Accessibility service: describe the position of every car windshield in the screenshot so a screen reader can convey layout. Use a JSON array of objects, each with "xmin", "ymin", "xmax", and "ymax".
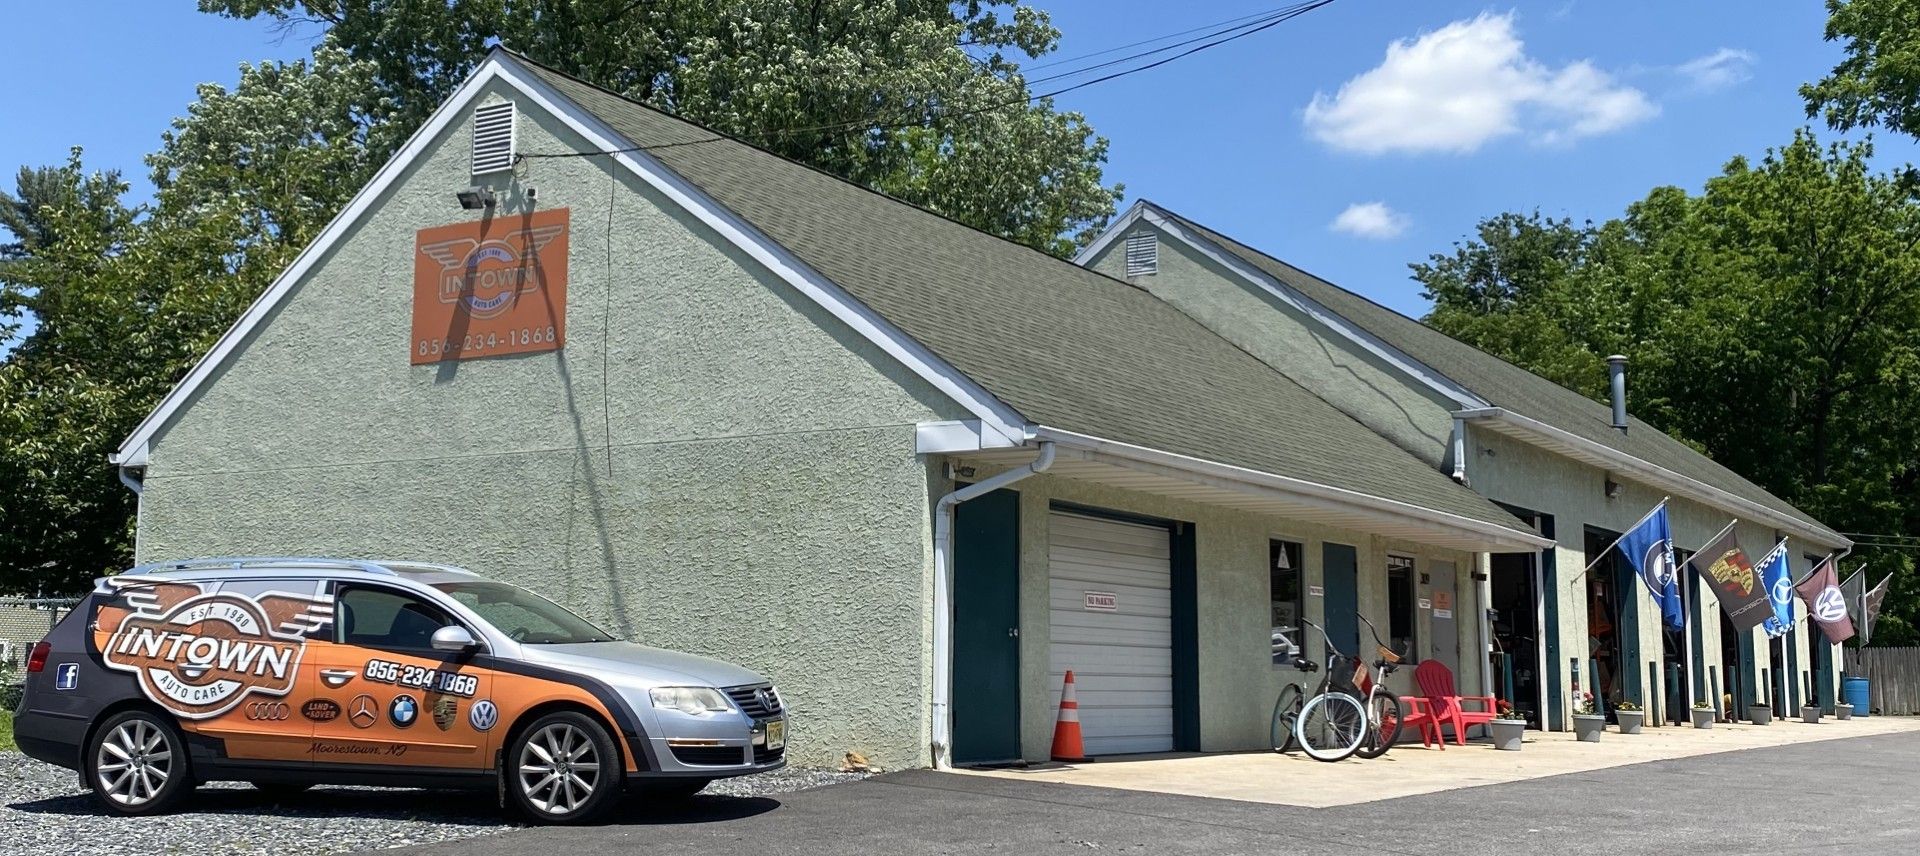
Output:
[{"xmin": 432, "ymin": 581, "xmax": 616, "ymax": 644}]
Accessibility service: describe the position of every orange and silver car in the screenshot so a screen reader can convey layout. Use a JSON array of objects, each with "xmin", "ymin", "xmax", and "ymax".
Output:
[{"xmin": 12, "ymin": 558, "xmax": 787, "ymax": 823}]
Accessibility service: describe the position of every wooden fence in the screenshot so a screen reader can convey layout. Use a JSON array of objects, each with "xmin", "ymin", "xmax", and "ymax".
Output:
[{"xmin": 1846, "ymin": 647, "xmax": 1920, "ymax": 715}]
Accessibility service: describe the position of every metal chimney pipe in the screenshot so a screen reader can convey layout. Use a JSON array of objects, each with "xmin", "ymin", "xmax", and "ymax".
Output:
[{"xmin": 1607, "ymin": 355, "xmax": 1628, "ymax": 433}]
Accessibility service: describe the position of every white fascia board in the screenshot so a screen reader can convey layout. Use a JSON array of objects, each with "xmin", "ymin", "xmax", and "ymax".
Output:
[
  {"xmin": 112, "ymin": 52, "xmax": 1031, "ymax": 464},
  {"xmin": 1033, "ymin": 426, "xmax": 1554, "ymax": 552},
  {"xmin": 1079, "ymin": 203, "xmax": 1489, "ymax": 412},
  {"xmin": 915, "ymin": 420, "xmax": 1023, "ymax": 454},
  {"xmin": 1455, "ymin": 407, "xmax": 1851, "ymax": 550}
]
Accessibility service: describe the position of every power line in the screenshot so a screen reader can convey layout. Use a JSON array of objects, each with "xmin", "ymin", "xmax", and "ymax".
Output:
[
  {"xmin": 1022, "ymin": 3, "xmax": 1316, "ymax": 72},
  {"xmin": 1022, "ymin": 3, "xmax": 1323, "ymax": 88},
  {"xmin": 518, "ymin": 0, "xmax": 1337, "ymax": 162}
]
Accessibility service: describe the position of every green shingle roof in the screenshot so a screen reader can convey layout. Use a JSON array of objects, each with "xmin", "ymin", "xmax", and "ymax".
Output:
[
  {"xmin": 514, "ymin": 56, "xmax": 1535, "ymax": 538},
  {"xmin": 1154, "ymin": 205, "xmax": 1839, "ymax": 542}
]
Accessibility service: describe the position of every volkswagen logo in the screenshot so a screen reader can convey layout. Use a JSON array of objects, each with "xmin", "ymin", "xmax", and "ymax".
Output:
[
  {"xmin": 1815, "ymin": 586, "xmax": 1849, "ymax": 623},
  {"xmin": 754, "ymin": 688, "xmax": 775, "ymax": 711},
  {"xmin": 469, "ymin": 699, "xmax": 499, "ymax": 732}
]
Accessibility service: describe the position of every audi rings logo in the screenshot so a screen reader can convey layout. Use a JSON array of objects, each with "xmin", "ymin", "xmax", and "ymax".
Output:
[{"xmin": 245, "ymin": 701, "xmax": 292, "ymax": 721}]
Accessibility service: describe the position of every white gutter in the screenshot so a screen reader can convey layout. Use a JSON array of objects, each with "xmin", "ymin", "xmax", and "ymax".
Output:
[
  {"xmin": 1032, "ymin": 427, "xmax": 1552, "ymax": 551},
  {"xmin": 117, "ymin": 466, "xmax": 144, "ymax": 495},
  {"xmin": 930, "ymin": 442, "xmax": 1054, "ymax": 769},
  {"xmin": 1455, "ymin": 407, "xmax": 1851, "ymax": 549}
]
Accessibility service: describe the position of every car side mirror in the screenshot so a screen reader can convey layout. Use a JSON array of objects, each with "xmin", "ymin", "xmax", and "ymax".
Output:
[{"xmin": 431, "ymin": 625, "xmax": 479, "ymax": 652}]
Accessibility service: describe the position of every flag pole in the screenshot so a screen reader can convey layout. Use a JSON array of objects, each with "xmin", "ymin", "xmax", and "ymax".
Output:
[{"xmin": 1571, "ymin": 497, "xmax": 1673, "ymax": 583}]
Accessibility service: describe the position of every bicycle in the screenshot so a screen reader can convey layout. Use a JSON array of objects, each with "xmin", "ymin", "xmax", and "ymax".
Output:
[
  {"xmin": 1352, "ymin": 614, "xmax": 1407, "ymax": 759},
  {"xmin": 1270, "ymin": 619, "xmax": 1368, "ymax": 762},
  {"xmin": 1269, "ymin": 626, "xmax": 1314, "ymax": 754}
]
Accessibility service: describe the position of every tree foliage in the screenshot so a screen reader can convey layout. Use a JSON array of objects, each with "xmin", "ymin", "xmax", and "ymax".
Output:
[
  {"xmin": 1415, "ymin": 130, "xmax": 1920, "ymax": 645},
  {"xmin": 1803, "ymin": 0, "xmax": 1920, "ymax": 138},
  {"xmin": 200, "ymin": 0, "xmax": 1121, "ymax": 255}
]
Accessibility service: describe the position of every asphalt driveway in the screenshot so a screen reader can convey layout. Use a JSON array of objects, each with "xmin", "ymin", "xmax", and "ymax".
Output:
[{"xmin": 397, "ymin": 727, "xmax": 1920, "ymax": 856}]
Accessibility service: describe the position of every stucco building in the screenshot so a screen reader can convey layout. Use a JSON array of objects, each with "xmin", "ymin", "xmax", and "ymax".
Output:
[
  {"xmin": 106, "ymin": 49, "xmax": 1839, "ymax": 773},
  {"xmin": 1078, "ymin": 201, "xmax": 1853, "ymax": 731}
]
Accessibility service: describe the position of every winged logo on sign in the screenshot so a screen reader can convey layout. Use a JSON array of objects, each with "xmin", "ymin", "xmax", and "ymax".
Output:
[
  {"xmin": 94, "ymin": 578, "xmax": 331, "ymax": 720},
  {"xmin": 417, "ymin": 225, "xmax": 566, "ymax": 320}
]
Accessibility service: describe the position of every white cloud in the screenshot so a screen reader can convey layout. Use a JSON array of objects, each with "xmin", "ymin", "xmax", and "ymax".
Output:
[
  {"xmin": 1675, "ymin": 48, "xmax": 1755, "ymax": 93},
  {"xmin": 1329, "ymin": 202, "xmax": 1408, "ymax": 239},
  {"xmin": 1303, "ymin": 12, "xmax": 1657, "ymax": 155}
]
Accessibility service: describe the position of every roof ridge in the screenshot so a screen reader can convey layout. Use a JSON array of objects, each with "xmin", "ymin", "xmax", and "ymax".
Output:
[{"xmin": 495, "ymin": 48, "xmax": 1158, "ymax": 297}]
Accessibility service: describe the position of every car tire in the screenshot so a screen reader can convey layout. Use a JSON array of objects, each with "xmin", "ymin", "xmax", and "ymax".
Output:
[
  {"xmin": 86, "ymin": 709, "xmax": 193, "ymax": 816},
  {"xmin": 506, "ymin": 711, "xmax": 621, "ymax": 824}
]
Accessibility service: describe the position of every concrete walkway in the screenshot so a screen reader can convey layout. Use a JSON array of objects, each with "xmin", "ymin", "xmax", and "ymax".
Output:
[{"xmin": 962, "ymin": 714, "xmax": 1920, "ymax": 807}]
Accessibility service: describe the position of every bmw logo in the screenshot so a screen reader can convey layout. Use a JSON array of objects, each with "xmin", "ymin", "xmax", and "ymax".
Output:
[
  {"xmin": 470, "ymin": 699, "xmax": 499, "ymax": 732},
  {"xmin": 390, "ymin": 694, "xmax": 418, "ymax": 728}
]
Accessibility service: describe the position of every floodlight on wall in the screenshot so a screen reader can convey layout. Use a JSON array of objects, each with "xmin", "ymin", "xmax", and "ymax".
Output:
[
  {"xmin": 1605, "ymin": 476, "xmax": 1624, "ymax": 499},
  {"xmin": 456, "ymin": 186, "xmax": 497, "ymax": 210}
]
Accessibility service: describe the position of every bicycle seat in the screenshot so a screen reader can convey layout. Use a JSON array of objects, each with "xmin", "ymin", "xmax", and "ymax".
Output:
[{"xmin": 1291, "ymin": 656, "xmax": 1318, "ymax": 673}]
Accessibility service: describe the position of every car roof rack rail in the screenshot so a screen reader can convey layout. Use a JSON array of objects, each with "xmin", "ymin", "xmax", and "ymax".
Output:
[
  {"xmin": 365, "ymin": 560, "xmax": 481, "ymax": 577},
  {"xmin": 125, "ymin": 557, "xmax": 400, "ymax": 577}
]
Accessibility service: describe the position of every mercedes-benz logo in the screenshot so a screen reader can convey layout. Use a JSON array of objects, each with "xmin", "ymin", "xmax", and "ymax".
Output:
[{"xmin": 348, "ymin": 694, "xmax": 378, "ymax": 729}]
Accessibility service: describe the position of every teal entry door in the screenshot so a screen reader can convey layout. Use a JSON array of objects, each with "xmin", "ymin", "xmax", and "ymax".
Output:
[
  {"xmin": 1322, "ymin": 544, "xmax": 1360, "ymax": 659},
  {"xmin": 952, "ymin": 489, "xmax": 1022, "ymax": 764}
]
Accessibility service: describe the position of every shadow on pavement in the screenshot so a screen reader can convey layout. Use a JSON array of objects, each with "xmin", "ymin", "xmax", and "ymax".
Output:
[{"xmin": 8, "ymin": 786, "xmax": 780, "ymax": 825}]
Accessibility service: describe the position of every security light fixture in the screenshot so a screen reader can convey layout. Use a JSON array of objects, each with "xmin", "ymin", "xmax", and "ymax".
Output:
[
  {"xmin": 456, "ymin": 186, "xmax": 497, "ymax": 210},
  {"xmin": 1605, "ymin": 477, "xmax": 1624, "ymax": 499}
]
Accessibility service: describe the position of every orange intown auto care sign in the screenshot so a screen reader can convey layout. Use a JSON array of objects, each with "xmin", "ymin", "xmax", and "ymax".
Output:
[{"xmin": 410, "ymin": 208, "xmax": 569, "ymax": 364}]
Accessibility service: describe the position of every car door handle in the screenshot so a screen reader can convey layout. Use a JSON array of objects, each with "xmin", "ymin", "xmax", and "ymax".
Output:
[{"xmin": 319, "ymin": 668, "xmax": 357, "ymax": 687}]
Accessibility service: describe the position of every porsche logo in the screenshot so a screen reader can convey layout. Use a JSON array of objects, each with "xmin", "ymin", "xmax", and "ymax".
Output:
[
  {"xmin": 432, "ymin": 695, "xmax": 459, "ymax": 731},
  {"xmin": 1707, "ymin": 550, "xmax": 1754, "ymax": 595}
]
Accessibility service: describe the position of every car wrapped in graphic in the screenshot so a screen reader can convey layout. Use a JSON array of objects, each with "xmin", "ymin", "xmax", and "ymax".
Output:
[{"xmin": 11, "ymin": 558, "xmax": 787, "ymax": 823}]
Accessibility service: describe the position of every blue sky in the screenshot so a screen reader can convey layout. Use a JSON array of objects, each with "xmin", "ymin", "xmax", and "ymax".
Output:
[{"xmin": 4, "ymin": 1, "xmax": 1913, "ymax": 349}]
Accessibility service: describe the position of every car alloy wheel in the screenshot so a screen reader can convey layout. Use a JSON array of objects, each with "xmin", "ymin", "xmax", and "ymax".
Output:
[
  {"xmin": 510, "ymin": 712, "xmax": 617, "ymax": 822},
  {"xmin": 88, "ymin": 710, "xmax": 191, "ymax": 814}
]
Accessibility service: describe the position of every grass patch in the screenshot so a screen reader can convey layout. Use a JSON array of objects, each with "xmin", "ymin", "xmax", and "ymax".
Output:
[{"xmin": 0, "ymin": 709, "xmax": 14, "ymax": 752}]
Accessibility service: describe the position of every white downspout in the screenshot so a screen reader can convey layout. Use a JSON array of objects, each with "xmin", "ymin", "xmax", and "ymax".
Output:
[
  {"xmin": 930, "ymin": 441, "xmax": 1054, "ymax": 769},
  {"xmin": 117, "ymin": 465, "xmax": 144, "ymax": 495}
]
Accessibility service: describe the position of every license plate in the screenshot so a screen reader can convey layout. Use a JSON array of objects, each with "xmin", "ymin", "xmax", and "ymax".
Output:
[{"xmin": 763, "ymin": 718, "xmax": 786, "ymax": 751}]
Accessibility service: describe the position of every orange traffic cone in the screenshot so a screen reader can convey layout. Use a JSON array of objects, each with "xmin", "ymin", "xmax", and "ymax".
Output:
[{"xmin": 1051, "ymin": 670, "xmax": 1091, "ymax": 762}]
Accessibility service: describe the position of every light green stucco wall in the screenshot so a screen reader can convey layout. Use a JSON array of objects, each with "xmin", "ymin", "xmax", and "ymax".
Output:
[
  {"xmin": 134, "ymin": 81, "xmax": 966, "ymax": 769},
  {"xmin": 1085, "ymin": 226, "xmax": 1458, "ymax": 469},
  {"xmin": 1469, "ymin": 430, "xmax": 1839, "ymax": 726},
  {"xmin": 943, "ymin": 465, "xmax": 1482, "ymax": 761}
]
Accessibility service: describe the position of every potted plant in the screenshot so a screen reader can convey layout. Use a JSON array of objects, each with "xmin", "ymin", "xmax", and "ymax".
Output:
[
  {"xmin": 1490, "ymin": 699, "xmax": 1526, "ymax": 751},
  {"xmin": 1571, "ymin": 690, "xmax": 1605, "ymax": 742},
  {"xmin": 1749, "ymin": 696, "xmax": 1774, "ymax": 725},
  {"xmin": 1614, "ymin": 700, "xmax": 1645, "ymax": 734},
  {"xmin": 1691, "ymin": 700, "xmax": 1715, "ymax": 729},
  {"xmin": 1801, "ymin": 702, "xmax": 1822, "ymax": 724},
  {"xmin": 1836, "ymin": 700, "xmax": 1854, "ymax": 720}
]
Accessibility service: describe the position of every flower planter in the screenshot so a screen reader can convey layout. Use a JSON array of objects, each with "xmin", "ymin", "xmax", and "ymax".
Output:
[
  {"xmin": 1749, "ymin": 705, "xmax": 1774, "ymax": 725},
  {"xmin": 1615, "ymin": 710, "xmax": 1644, "ymax": 734},
  {"xmin": 1490, "ymin": 719, "xmax": 1526, "ymax": 751},
  {"xmin": 1801, "ymin": 705, "xmax": 1822, "ymax": 724},
  {"xmin": 1690, "ymin": 707, "xmax": 1715, "ymax": 729},
  {"xmin": 1836, "ymin": 703, "xmax": 1854, "ymax": 721},
  {"xmin": 1573, "ymin": 714, "xmax": 1606, "ymax": 742}
]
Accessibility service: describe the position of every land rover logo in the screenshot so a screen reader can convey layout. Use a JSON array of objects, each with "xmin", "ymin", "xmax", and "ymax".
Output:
[
  {"xmin": 98, "ymin": 586, "xmax": 331, "ymax": 720},
  {"xmin": 302, "ymin": 699, "xmax": 342, "ymax": 722}
]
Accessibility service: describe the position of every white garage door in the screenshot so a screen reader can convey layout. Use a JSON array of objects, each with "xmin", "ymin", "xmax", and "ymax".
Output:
[{"xmin": 1048, "ymin": 511, "xmax": 1173, "ymax": 755}]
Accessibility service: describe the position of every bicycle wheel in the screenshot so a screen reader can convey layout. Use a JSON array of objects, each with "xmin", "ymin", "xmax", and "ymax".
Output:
[
  {"xmin": 1270, "ymin": 683, "xmax": 1303, "ymax": 753},
  {"xmin": 1355, "ymin": 690, "xmax": 1403, "ymax": 759},
  {"xmin": 1294, "ymin": 691, "xmax": 1366, "ymax": 762}
]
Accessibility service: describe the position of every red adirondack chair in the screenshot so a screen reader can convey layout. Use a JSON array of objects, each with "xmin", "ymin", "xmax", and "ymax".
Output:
[
  {"xmin": 1357, "ymin": 660, "xmax": 1443, "ymax": 749},
  {"xmin": 1413, "ymin": 660, "xmax": 1498, "ymax": 746}
]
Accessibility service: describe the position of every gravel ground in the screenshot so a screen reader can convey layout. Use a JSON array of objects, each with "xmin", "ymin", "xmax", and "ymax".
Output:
[{"xmin": 0, "ymin": 752, "xmax": 865, "ymax": 856}]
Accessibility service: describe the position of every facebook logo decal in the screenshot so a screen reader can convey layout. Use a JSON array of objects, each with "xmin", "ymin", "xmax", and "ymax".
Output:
[{"xmin": 54, "ymin": 663, "xmax": 79, "ymax": 691}]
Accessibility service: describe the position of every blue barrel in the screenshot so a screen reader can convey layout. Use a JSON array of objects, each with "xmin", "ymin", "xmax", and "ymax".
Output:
[{"xmin": 1844, "ymin": 676, "xmax": 1870, "ymax": 717}]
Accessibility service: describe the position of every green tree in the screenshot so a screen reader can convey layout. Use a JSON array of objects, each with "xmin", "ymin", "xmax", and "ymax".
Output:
[
  {"xmin": 199, "ymin": 0, "xmax": 1121, "ymax": 254},
  {"xmin": 1803, "ymin": 0, "xmax": 1920, "ymax": 137},
  {"xmin": 1415, "ymin": 130, "xmax": 1920, "ymax": 645}
]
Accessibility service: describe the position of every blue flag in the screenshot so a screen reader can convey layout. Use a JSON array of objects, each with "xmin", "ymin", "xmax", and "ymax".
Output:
[
  {"xmin": 1757, "ymin": 542, "xmax": 1794, "ymax": 638},
  {"xmin": 1618, "ymin": 503, "xmax": 1684, "ymax": 630}
]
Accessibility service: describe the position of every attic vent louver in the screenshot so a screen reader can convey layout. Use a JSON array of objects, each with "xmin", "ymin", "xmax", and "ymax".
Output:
[
  {"xmin": 471, "ymin": 101, "xmax": 517, "ymax": 176},
  {"xmin": 1124, "ymin": 232, "xmax": 1158, "ymax": 276}
]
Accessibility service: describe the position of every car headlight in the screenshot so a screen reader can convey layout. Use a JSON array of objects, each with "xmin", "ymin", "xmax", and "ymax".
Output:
[{"xmin": 649, "ymin": 686, "xmax": 733, "ymax": 716}]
